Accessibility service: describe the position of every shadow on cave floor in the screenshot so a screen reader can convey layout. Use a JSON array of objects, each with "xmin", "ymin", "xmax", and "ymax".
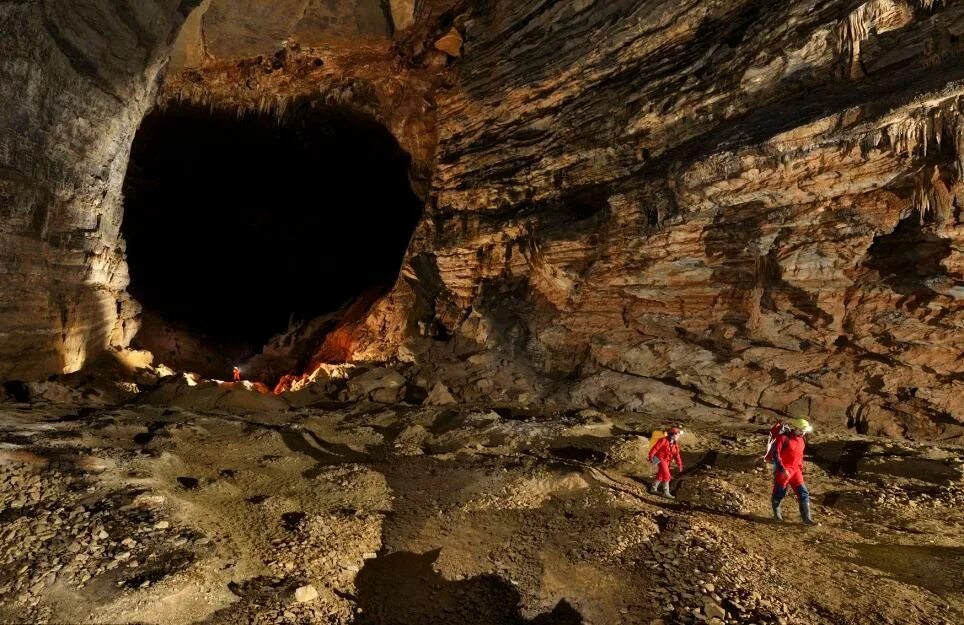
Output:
[
  {"xmin": 843, "ymin": 543, "xmax": 964, "ymax": 606},
  {"xmin": 808, "ymin": 441, "xmax": 963, "ymax": 485},
  {"xmin": 278, "ymin": 426, "xmax": 369, "ymax": 478},
  {"xmin": 352, "ymin": 549, "xmax": 582, "ymax": 625}
]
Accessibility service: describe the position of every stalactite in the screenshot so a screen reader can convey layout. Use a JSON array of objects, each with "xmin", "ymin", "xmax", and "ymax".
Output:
[
  {"xmin": 914, "ymin": 164, "xmax": 955, "ymax": 224},
  {"xmin": 867, "ymin": 96, "xmax": 964, "ymax": 170},
  {"xmin": 837, "ymin": 1, "xmax": 919, "ymax": 78},
  {"xmin": 861, "ymin": 96, "xmax": 963, "ymax": 224}
]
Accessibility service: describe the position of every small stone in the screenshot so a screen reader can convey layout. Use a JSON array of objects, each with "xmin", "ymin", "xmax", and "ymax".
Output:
[
  {"xmin": 294, "ymin": 584, "xmax": 318, "ymax": 603},
  {"xmin": 154, "ymin": 521, "xmax": 170, "ymax": 530},
  {"xmin": 703, "ymin": 599, "xmax": 726, "ymax": 621}
]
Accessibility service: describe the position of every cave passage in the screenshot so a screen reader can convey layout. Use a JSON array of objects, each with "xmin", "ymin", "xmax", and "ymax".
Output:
[{"xmin": 121, "ymin": 100, "xmax": 421, "ymax": 360}]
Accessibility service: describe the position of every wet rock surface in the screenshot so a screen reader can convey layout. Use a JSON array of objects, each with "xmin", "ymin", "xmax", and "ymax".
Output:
[{"xmin": 0, "ymin": 399, "xmax": 961, "ymax": 624}]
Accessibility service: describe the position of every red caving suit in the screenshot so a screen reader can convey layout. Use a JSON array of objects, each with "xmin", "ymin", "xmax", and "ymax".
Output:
[
  {"xmin": 767, "ymin": 433, "xmax": 806, "ymax": 494},
  {"xmin": 648, "ymin": 436, "xmax": 683, "ymax": 482}
]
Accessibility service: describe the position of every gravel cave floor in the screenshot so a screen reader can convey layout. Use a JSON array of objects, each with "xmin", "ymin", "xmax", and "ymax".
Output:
[{"xmin": 0, "ymin": 400, "xmax": 961, "ymax": 625}]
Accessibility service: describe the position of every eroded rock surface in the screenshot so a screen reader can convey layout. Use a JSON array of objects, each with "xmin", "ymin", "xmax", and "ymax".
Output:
[
  {"xmin": 171, "ymin": 0, "xmax": 395, "ymax": 67},
  {"xmin": 0, "ymin": 1, "xmax": 194, "ymax": 379},
  {"xmin": 361, "ymin": 0, "xmax": 964, "ymax": 438}
]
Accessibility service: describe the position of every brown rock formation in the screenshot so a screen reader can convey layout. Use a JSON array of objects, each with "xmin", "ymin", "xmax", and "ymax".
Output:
[
  {"xmin": 375, "ymin": 0, "xmax": 964, "ymax": 438},
  {"xmin": 2, "ymin": 0, "xmax": 963, "ymax": 438}
]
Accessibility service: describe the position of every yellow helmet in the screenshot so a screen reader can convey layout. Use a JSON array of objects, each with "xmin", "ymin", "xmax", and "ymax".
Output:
[{"xmin": 788, "ymin": 418, "xmax": 812, "ymax": 434}]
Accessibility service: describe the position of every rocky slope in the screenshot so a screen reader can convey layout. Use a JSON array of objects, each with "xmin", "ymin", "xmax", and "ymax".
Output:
[{"xmin": 1, "ymin": 1, "xmax": 963, "ymax": 439}]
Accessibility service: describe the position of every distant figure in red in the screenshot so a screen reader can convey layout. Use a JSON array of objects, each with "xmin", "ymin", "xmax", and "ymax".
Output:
[
  {"xmin": 648, "ymin": 426, "xmax": 683, "ymax": 499},
  {"xmin": 765, "ymin": 418, "xmax": 814, "ymax": 524},
  {"xmin": 232, "ymin": 366, "xmax": 241, "ymax": 382}
]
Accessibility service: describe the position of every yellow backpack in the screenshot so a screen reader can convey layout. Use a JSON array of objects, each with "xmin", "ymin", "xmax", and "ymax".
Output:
[{"xmin": 648, "ymin": 430, "xmax": 665, "ymax": 451}]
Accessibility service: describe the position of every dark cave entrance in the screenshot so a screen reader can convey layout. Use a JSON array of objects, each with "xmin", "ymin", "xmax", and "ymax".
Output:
[{"xmin": 121, "ymin": 100, "xmax": 422, "ymax": 376}]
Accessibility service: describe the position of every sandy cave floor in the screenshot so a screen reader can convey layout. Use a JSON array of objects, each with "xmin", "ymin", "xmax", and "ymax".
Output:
[{"xmin": 0, "ymin": 400, "xmax": 962, "ymax": 625}]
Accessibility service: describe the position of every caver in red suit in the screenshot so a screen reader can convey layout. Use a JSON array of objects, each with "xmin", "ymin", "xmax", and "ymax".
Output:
[
  {"xmin": 648, "ymin": 428, "xmax": 683, "ymax": 498},
  {"xmin": 767, "ymin": 428, "xmax": 813, "ymax": 524}
]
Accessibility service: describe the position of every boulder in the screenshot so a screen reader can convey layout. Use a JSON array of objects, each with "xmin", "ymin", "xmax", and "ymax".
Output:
[{"xmin": 346, "ymin": 368, "xmax": 409, "ymax": 402}]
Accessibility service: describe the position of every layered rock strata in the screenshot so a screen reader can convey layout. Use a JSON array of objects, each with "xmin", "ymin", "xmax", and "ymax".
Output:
[
  {"xmin": 0, "ymin": 1, "xmax": 196, "ymax": 379},
  {"xmin": 362, "ymin": 0, "xmax": 964, "ymax": 438}
]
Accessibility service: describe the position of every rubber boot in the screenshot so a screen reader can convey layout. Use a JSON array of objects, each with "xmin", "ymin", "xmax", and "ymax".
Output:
[
  {"xmin": 649, "ymin": 481, "xmax": 660, "ymax": 494},
  {"xmin": 799, "ymin": 499, "xmax": 814, "ymax": 525},
  {"xmin": 660, "ymin": 481, "xmax": 675, "ymax": 499},
  {"xmin": 771, "ymin": 496, "xmax": 784, "ymax": 522}
]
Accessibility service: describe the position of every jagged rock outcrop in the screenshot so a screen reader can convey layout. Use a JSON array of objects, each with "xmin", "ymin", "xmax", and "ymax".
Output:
[{"xmin": 2, "ymin": 0, "xmax": 963, "ymax": 439}]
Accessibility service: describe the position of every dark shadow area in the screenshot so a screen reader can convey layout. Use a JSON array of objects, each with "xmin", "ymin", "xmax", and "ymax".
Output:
[
  {"xmin": 122, "ymin": 99, "xmax": 422, "ymax": 363},
  {"xmin": 2, "ymin": 380, "xmax": 30, "ymax": 403},
  {"xmin": 548, "ymin": 445, "xmax": 607, "ymax": 464},
  {"xmin": 822, "ymin": 440, "xmax": 872, "ymax": 477},
  {"xmin": 353, "ymin": 549, "xmax": 583, "ymax": 625},
  {"xmin": 863, "ymin": 213, "xmax": 953, "ymax": 306},
  {"xmin": 844, "ymin": 543, "xmax": 964, "ymax": 607},
  {"xmin": 809, "ymin": 441, "xmax": 963, "ymax": 485},
  {"xmin": 278, "ymin": 425, "xmax": 369, "ymax": 478},
  {"xmin": 678, "ymin": 449, "xmax": 762, "ymax": 474}
]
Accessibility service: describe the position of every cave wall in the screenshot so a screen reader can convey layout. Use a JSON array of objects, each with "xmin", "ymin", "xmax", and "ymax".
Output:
[
  {"xmin": 376, "ymin": 0, "xmax": 964, "ymax": 437},
  {"xmin": 170, "ymin": 0, "xmax": 400, "ymax": 70},
  {"xmin": 2, "ymin": 0, "xmax": 963, "ymax": 439},
  {"xmin": 0, "ymin": 1, "xmax": 196, "ymax": 379}
]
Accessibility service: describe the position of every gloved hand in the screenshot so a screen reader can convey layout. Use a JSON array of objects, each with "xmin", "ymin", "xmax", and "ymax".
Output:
[{"xmin": 651, "ymin": 457, "xmax": 661, "ymax": 466}]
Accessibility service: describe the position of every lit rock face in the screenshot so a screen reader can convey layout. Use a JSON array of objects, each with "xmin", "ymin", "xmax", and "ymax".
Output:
[
  {"xmin": 0, "ymin": 1, "xmax": 195, "ymax": 379},
  {"xmin": 370, "ymin": 0, "xmax": 964, "ymax": 437},
  {"xmin": 171, "ymin": 0, "xmax": 394, "ymax": 69}
]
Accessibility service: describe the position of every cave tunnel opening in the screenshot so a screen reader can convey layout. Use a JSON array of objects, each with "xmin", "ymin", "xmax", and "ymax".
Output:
[{"xmin": 121, "ymin": 99, "xmax": 422, "ymax": 376}]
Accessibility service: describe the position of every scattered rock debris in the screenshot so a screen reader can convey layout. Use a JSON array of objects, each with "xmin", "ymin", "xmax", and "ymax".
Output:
[{"xmin": 0, "ymin": 402, "xmax": 960, "ymax": 624}]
